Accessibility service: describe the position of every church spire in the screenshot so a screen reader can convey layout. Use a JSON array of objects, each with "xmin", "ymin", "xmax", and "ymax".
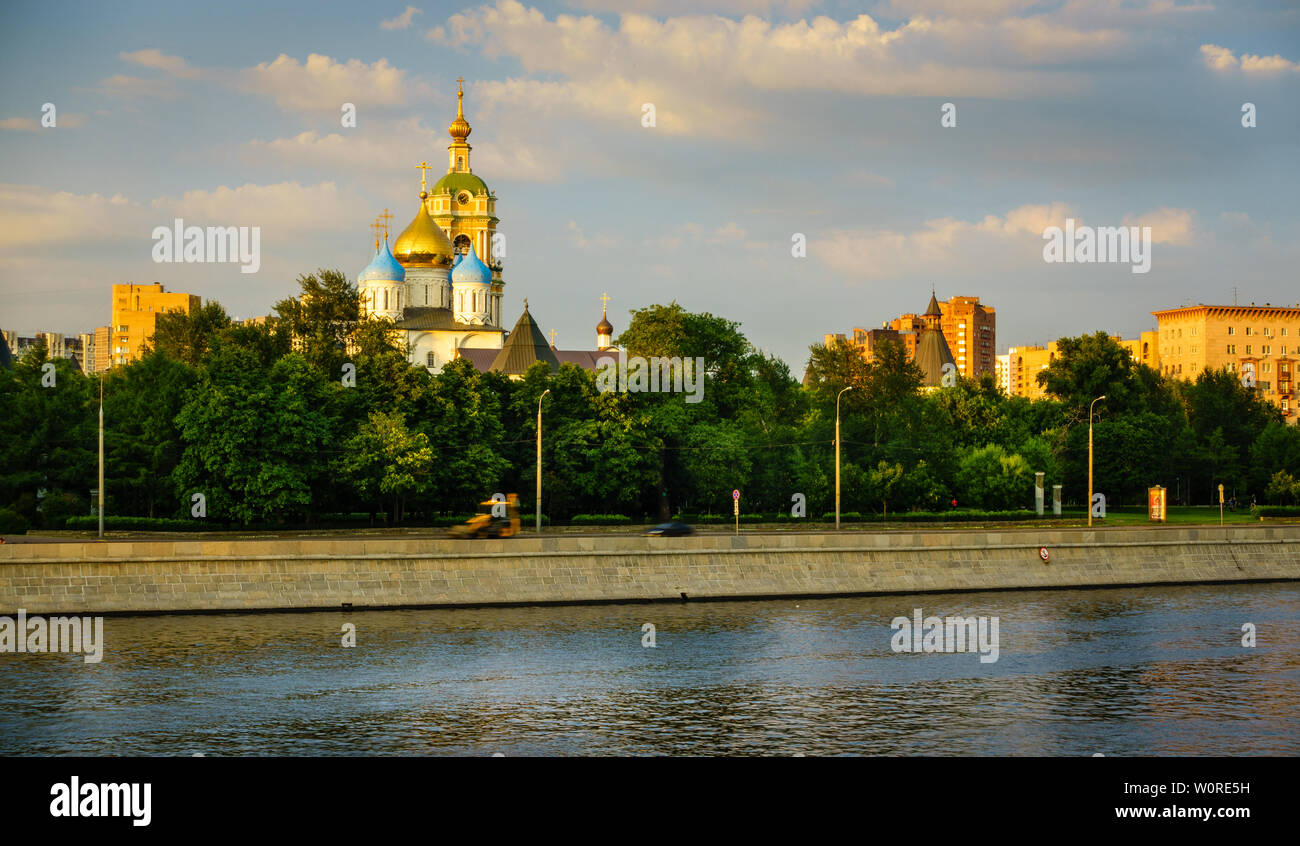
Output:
[
  {"xmin": 597, "ymin": 292, "xmax": 614, "ymax": 350},
  {"xmin": 447, "ymin": 78, "xmax": 473, "ymax": 174}
]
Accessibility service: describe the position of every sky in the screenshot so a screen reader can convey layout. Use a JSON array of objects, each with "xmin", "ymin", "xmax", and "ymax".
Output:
[{"xmin": 1, "ymin": 0, "xmax": 1297, "ymax": 377}]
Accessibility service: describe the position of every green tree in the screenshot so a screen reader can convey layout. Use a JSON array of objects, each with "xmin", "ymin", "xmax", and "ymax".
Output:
[
  {"xmin": 339, "ymin": 410, "xmax": 434, "ymax": 522},
  {"xmin": 0, "ymin": 343, "xmax": 96, "ymax": 526},
  {"xmin": 272, "ymin": 269, "xmax": 360, "ymax": 376},
  {"xmin": 148, "ymin": 302, "xmax": 232, "ymax": 366},
  {"xmin": 421, "ymin": 358, "xmax": 509, "ymax": 513},
  {"xmin": 1249, "ymin": 421, "xmax": 1300, "ymax": 495},
  {"xmin": 103, "ymin": 350, "xmax": 197, "ymax": 517},
  {"xmin": 955, "ymin": 444, "xmax": 1034, "ymax": 510},
  {"xmin": 174, "ymin": 350, "xmax": 338, "ymax": 524}
]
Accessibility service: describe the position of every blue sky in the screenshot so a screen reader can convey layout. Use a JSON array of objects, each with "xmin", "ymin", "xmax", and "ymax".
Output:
[{"xmin": 2, "ymin": 0, "xmax": 1298, "ymax": 375}]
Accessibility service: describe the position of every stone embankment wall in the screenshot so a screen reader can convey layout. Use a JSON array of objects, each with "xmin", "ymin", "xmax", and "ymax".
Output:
[{"xmin": 1, "ymin": 525, "xmax": 1297, "ymax": 615}]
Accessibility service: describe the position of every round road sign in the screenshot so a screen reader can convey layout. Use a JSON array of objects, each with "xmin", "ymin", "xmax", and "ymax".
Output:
[{"xmin": 1039, "ymin": 547, "xmax": 1051, "ymax": 562}]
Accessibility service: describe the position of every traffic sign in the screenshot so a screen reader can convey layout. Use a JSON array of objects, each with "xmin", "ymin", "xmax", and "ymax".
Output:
[{"xmin": 732, "ymin": 489, "xmax": 740, "ymax": 500}]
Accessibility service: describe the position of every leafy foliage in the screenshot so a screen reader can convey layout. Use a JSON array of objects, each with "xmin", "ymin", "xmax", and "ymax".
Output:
[{"xmin": 1, "ymin": 289, "xmax": 1295, "ymax": 527}]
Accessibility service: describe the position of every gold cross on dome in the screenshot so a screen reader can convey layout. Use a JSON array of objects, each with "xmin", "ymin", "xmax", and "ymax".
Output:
[
  {"xmin": 378, "ymin": 208, "xmax": 393, "ymax": 240},
  {"xmin": 415, "ymin": 161, "xmax": 433, "ymax": 193},
  {"xmin": 457, "ymin": 76, "xmax": 464, "ymax": 93},
  {"xmin": 549, "ymin": 330, "xmax": 557, "ymax": 347},
  {"xmin": 369, "ymin": 219, "xmax": 384, "ymax": 250},
  {"xmin": 600, "ymin": 291, "xmax": 610, "ymax": 312}
]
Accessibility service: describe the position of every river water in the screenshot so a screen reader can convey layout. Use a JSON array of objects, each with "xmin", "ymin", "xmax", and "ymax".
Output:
[{"xmin": 1, "ymin": 583, "xmax": 1296, "ymax": 756}]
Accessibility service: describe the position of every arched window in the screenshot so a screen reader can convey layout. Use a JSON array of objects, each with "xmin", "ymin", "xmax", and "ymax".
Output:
[
  {"xmin": 457, "ymin": 156, "xmax": 464, "ymax": 169},
  {"xmin": 383, "ymin": 289, "xmax": 389, "ymax": 310},
  {"xmin": 454, "ymin": 234, "xmax": 471, "ymax": 256}
]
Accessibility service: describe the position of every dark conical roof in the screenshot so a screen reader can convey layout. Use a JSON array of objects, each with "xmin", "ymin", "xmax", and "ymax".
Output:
[
  {"xmin": 925, "ymin": 291, "xmax": 942, "ymax": 316},
  {"xmin": 915, "ymin": 324, "xmax": 955, "ymax": 387},
  {"xmin": 489, "ymin": 301, "xmax": 560, "ymax": 376}
]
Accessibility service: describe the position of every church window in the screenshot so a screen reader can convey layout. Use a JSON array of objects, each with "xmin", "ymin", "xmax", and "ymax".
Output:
[
  {"xmin": 457, "ymin": 156, "xmax": 464, "ymax": 169},
  {"xmin": 384, "ymin": 289, "xmax": 389, "ymax": 310},
  {"xmin": 426, "ymin": 352, "xmax": 436, "ymax": 367}
]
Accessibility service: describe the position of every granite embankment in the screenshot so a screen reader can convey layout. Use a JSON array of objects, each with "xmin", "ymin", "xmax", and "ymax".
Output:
[{"xmin": 1, "ymin": 524, "xmax": 1297, "ymax": 615}]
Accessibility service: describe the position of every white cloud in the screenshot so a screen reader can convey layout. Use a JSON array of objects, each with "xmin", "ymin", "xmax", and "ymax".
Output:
[
  {"xmin": 0, "ymin": 181, "xmax": 361, "ymax": 255},
  {"xmin": 569, "ymin": 219, "xmax": 617, "ymax": 249},
  {"xmin": 381, "ymin": 6, "xmax": 422, "ymax": 30},
  {"xmin": 0, "ymin": 117, "xmax": 40, "ymax": 132},
  {"xmin": 244, "ymin": 117, "xmax": 562, "ymax": 183},
  {"xmin": 94, "ymin": 74, "xmax": 178, "ymax": 99},
  {"xmin": 426, "ymin": 1, "xmax": 1124, "ymax": 138},
  {"xmin": 155, "ymin": 181, "xmax": 358, "ymax": 233},
  {"xmin": 816, "ymin": 202, "xmax": 1077, "ymax": 279},
  {"xmin": 816, "ymin": 203, "xmax": 1200, "ymax": 280},
  {"xmin": 1200, "ymin": 44, "xmax": 1300, "ymax": 74},
  {"xmin": 0, "ymin": 185, "xmax": 143, "ymax": 250},
  {"xmin": 1122, "ymin": 207, "xmax": 1195, "ymax": 245},
  {"xmin": 565, "ymin": 0, "xmax": 818, "ymax": 13},
  {"xmin": 1, "ymin": 113, "xmax": 86, "ymax": 131},
  {"xmin": 119, "ymin": 49, "xmax": 200, "ymax": 78},
  {"xmin": 240, "ymin": 54, "xmax": 419, "ymax": 111},
  {"xmin": 875, "ymin": 0, "xmax": 1044, "ymax": 18}
]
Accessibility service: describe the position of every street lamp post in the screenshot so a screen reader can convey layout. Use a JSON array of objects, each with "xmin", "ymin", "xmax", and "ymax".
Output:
[
  {"xmin": 536, "ymin": 389, "xmax": 550, "ymax": 532},
  {"xmin": 98, "ymin": 376, "xmax": 104, "ymax": 539},
  {"xmin": 836, "ymin": 386, "xmax": 853, "ymax": 531},
  {"xmin": 1088, "ymin": 394, "xmax": 1106, "ymax": 527}
]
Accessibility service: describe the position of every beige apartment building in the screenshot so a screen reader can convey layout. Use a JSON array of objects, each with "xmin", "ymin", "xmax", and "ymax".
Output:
[
  {"xmin": 1151, "ymin": 304, "xmax": 1298, "ymax": 424},
  {"xmin": 999, "ymin": 343, "xmax": 1058, "ymax": 400},
  {"xmin": 825, "ymin": 294, "xmax": 996, "ymax": 380},
  {"xmin": 104, "ymin": 283, "xmax": 200, "ymax": 369},
  {"xmin": 1119, "ymin": 330, "xmax": 1161, "ymax": 371}
]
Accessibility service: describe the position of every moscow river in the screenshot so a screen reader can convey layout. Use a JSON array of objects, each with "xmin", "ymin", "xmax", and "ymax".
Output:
[{"xmin": 2, "ymin": 582, "xmax": 1297, "ymax": 756}]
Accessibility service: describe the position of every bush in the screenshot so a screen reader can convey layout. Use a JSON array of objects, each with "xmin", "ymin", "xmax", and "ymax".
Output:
[
  {"xmin": 820, "ymin": 511, "xmax": 864, "ymax": 522},
  {"xmin": 0, "ymin": 507, "xmax": 29, "ymax": 534},
  {"xmin": 1253, "ymin": 505, "xmax": 1300, "ymax": 518},
  {"xmin": 62, "ymin": 516, "xmax": 208, "ymax": 532},
  {"xmin": 38, "ymin": 491, "xmax": 88, "ymax": 529},
  {"xmin": 897, "ymin": 509, "xmax": 1038, "ymax": 523},
  {"xmin": 571, "ymin": 514, "xmax": 633, "ymax": 525}
]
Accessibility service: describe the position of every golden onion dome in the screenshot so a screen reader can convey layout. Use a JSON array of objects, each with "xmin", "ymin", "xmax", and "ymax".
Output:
[
  {"xmin": 449, "ymin": 82, "xmax": 471, "ymax": 142},
  {"xmin": 392, "ymin": 192, "xmax": 454, "ymax": 267}
]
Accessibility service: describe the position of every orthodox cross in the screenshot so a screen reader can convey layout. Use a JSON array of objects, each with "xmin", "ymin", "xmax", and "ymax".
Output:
[
  {"xmin": 600, "ymin": 291, "xmax": 610, "ymax": 314},
  {"xmin": 549, "ymin": 330, "xmax": 557, "ymax": 347},
  {"xmin": 369, "ymin": 219, "xmax": 384, "ymax": 250},
  {"xmin": 415, "ymin": 161, "xmax": 433, "ymax": 194},
  {"xmin": 378, "ymin": 208, "xmax": 393, "ymax": 240}
]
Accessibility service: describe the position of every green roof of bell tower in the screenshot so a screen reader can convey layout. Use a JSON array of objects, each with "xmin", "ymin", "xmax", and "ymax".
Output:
[{"xmin": 433, "ymin": 171, "xmax": 491, "ymax": 196}]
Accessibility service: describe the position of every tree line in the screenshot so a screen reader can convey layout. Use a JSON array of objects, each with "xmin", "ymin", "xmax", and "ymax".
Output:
[{"xmin": 2, "ymin": 270, "xmax": 1298, "ymax": 530}]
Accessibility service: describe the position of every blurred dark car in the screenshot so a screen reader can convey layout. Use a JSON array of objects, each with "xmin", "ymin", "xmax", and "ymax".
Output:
[{"xmin": 645, "ymin": 521, "xmax": 694, "ymax": 537}]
